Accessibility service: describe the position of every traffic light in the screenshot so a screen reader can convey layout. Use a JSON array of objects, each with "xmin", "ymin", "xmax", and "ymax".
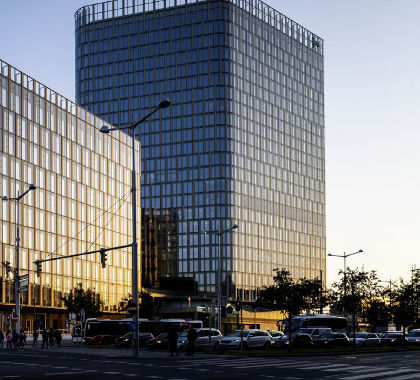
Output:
[
  {"xmin": 2, "ymin": 261, "xmax": 11, "ymax": 278},
  {"xmin": 100, "ymin": 249, "xmax": 107, "ymax": 268},
  {"xmin": 235, "ymin": 300, "xmax": 242, "ymax": 311},
  {"xmin": 35, "ymin": 260, "xmax": 42, "ymax": 278},
  {"xmin": 76, "ymin": 312, "xmax": 81, "ymax": 322}
]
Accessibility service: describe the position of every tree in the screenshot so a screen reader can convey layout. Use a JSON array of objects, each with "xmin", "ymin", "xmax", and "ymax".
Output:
[
  {"xmin": 119, "ymin": 290, "xmax": 160, "ymax": 320},
  {"xmin": 61, "ymin": 283, "xmax": 104, "ymax": 319},
  {"xmin": 256, "ymin": 268, "xmax": 326, "ymax": 350},
  {"xmin": 393, "ymin": 270, "xmax": 420, "ymax": 338},
  {"xmin": 329, "ymin": 268, "xmax": 383, "ymax": 348}
]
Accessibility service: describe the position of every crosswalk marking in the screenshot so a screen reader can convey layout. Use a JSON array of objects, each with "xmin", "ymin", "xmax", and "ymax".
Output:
[
  {"xmin": 383, "ymin": 374, "xmax": 420, "ymax": 380},
  {"xmin": 294, "ymin": 363, "xmax": 347, "ymax": 370},
  {"xmin": 340, "ymin": 368, "xmax": 417, "ymax": 380},
  {"xmin": 232, "ymin": 361, "xmax": 314, "ymax": 369}
]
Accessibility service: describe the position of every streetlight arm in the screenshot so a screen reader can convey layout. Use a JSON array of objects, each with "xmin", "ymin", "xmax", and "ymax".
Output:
[{"xmin": 344, "ymin": 250, "xmax": 363, "ymax": 259}]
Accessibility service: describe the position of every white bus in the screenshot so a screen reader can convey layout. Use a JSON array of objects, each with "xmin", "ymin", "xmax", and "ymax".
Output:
[{"xmin": 283, "ymin": 314, "xmax": 348, "ymax": 333}]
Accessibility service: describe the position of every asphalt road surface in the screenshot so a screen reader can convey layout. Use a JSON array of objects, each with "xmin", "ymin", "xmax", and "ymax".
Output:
[{"xmin": 0, "ymin": 349, "xmax": 419, "ymax": 379}]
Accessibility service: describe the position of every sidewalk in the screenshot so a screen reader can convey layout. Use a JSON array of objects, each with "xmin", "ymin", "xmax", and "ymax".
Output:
[{"xmin": 9, "ymin": 344, "xmax": 218, "ymax": 359}]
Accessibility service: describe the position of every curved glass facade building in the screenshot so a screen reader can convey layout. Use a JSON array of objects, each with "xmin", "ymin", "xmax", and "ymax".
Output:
[
  {"xmin": 75, "ymin": 0, "xmax": 325, "ymax": 301},
  {"xmin": 0, "ymin": 59, "xmax": 138, "ymax": 330}
]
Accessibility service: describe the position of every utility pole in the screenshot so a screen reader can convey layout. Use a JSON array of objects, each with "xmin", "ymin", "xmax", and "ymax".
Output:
[{"xmin": 2, "ymin": 184, "xmax": 36, "ymax": 334}]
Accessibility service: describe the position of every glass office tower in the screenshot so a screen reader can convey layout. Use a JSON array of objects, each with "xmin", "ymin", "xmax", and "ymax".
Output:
[
  {"xmin": 75, "ymin": 0, "xmax": 325, "ymax": 301},
  {"xmin": 0, "ymin": 59, "xmax": 137, "ymax": 330}
]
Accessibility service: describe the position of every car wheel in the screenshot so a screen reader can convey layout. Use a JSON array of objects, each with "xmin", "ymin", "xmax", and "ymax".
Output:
[
  {"xmin": 264, "ymin": 342, "xmax": 271, "ymax": 350},
  {"xmin": 362, "ymin": 342, "xmax": 367, "ymax": 347},
  {"xmin": 240, "ymin": 342, "xmax": 247, "ymax": 350}
]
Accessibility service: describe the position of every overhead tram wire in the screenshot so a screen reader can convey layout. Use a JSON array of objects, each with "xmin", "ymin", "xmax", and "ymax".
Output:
[{"xmin": 42, "ymin": 188, "xmax": 132, "ymax": 262}]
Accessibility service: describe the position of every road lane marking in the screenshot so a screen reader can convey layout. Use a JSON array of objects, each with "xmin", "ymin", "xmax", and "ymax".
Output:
[
  {"xmin": 341, "ymin": 368, "xmax": 416, "ymax": 380},
  {"xmin": 45, "ymin": 370, "xmax": 98, "ymax": 376},
  {"xmin": 383, "ymin": 374, "xmax": 420, "ymax": 380}
]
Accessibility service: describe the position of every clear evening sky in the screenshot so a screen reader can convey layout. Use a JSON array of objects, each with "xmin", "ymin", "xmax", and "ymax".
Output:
[{"xmin": 1, "ymin": 0, "xmax": 419, "ymax": 285}]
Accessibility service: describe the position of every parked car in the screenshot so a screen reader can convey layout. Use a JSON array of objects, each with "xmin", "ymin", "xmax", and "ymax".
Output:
[
  {"xmin": 195, "ymin": 328, "xmax": 223, "ymax": 350},
  {"xmin": 348, "ymin": 332, "xmax": 380, "ymax": 347},
  {"xmin": 319, "ymin": 332, "xmax": 350, "ymax": 348},
  {"xmin": 115, "ymin": 332, "xmax": 154, "ymax": 348},
  {"xmin": 380, "ymin": 332, "xmax": 408, "ymax": 346},
  {"xmin": 147, "ymin": 332, "xmax": 169, "ymax": 350},
  {"xmin": 276, "ymin": 333, "xmax": 314, "ymax": 348},
  {"xmin": 177, "ymin": 328, "xmax": 222, "ymax": 351},
  {"xmin": 407, "ymin": 329, "xmax": 420, "ymax": 346},
  {"xmin": 295, "ymin": 327, "xmax": 332, "ymax": 344},
  {"xmin": 218, "ymin": 329, "xmax": 272, "ymax": 350},
  {"xmin": 269, "ymin": 331, "xmax": 284, "ymax": 345}
]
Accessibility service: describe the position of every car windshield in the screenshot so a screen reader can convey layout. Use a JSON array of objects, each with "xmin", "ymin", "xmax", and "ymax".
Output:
[
  {"xmin": 231, "ymin": 331, "xmax": 249, "ymax": 337},
  {"xmin": 120, "ymin": 332, "xmax": 132, "ymax": 339},
  {"xmin": 179, "ymin": 331, "xmax": 188, "ymax": 337},
  {"xmin": 297, "ymin": 328, "xmax": 313, "ymax": 334},
  {"xmin": 355, "ymin": 333, "xmax": 368, "ymax": 338},
  {"xmin": 408, "ymin": 331, "xmax": 420, "ymax": 337},
  {"xmin": 270, "ymin": 332, "xmax": 281, "ymax": 337},
  {"xmin": 157, "ymin": 332, "xmax": 169, "ymax": 338},
  {"xmin": 383, "ymin": 333, "xmax": 401, "ymax": 338}
]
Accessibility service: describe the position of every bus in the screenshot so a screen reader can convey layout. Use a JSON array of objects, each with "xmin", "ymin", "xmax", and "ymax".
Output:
[
  {"xmin": 83, "ymin": 318, "xmax": 203, "ymax": 345},
  {"xmin": 283, "ymin": 314, "xmax": 348, "ymax": 333}
]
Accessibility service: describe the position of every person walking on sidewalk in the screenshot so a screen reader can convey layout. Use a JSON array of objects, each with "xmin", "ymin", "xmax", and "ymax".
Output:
[
  {"xmin": 48, "ymin": 329, "xmax": 55, "ymax": 349},
  {"xmin": 18, "ymin": 331, "xmax": 25, "ymax": 351},
  {"xmin": 0, "ymin": 329, "xmax": 4, "ymax": 349},
  {"xmin": 32, "ymin": 330, "xmax": 39, "ymax": 349},
  {"xmin": 186, "ymin": 325, "xmax": 198, "ymax": 356},
  {"xmin": 41, "ymin": 329, "xmax": 49, "ymax": 349},
  {"xmin": 6, "ymin": 330, "xmax": 13, "ymax": 349},
  {"xmin": 12, "ymin": 329, "xmax": 18, "ymax": 349},
  {"xmin": 168, "ymin": 327, "xmax": 178, "ymax": 357},
  {"xmin": 54, "ymin": 329, "xmax": 62, "ymax": 347}
]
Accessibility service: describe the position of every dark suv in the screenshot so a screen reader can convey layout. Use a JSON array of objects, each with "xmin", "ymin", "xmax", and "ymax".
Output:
[{"xmin": 319, "ymin": 332, "xmax": 349, "ymax": 348}]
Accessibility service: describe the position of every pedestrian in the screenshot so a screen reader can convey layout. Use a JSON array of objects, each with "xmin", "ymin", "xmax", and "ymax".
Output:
[
  {"xmin": 6, "ymin": 330, "xmax": 13, "ymax": 349},
  {"xmin": 18, "ymin": 331, "xmax": 25, "ymax": 351},
  {"xmin": 0, "ymin": 329, "xmax": 4, "ymax": 349},
  {"xmin": 12, "ymin": 329, "xmax": 18, "ymax": 349},
  {"xmin": 32, "ymin": 330, "xmax": 39, "ymax": 349},
  {"xmin": 54, "ymin": 329, "xmax": 62, "ymax": 347},
  {"xmin": 168, "ymin": 327, "xmax": 178, "ymax": 357},
  {"xmin": 48, "ymin": 329, "xmax": 55, "ymax": 348},
  {"xmin": 186, "ymin": 325, "xmax": 198, "ymax": 356},
  {"xmin": 23, "ymin": 331, "xmax": 27, "ymax": 345},
  {"xmin": 41, "ymin": 329, "xmax": 49, "ymax": 349}
]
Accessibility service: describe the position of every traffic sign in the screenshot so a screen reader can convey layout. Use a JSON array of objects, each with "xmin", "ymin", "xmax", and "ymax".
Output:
[
  {"xmin": 19, "ymin": 274, "xmax": 29, "ymax": 281},
  {"xmin": 19, "ymin": 279, "xmax": 29, "ymax": 288},
  {"xmin": 19, "ymin": 286, "xmax": 28, "ymax": 293}
]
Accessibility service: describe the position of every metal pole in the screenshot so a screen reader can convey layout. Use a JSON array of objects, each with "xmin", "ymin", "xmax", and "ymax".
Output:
[
  {"xmin": 131, "ymin": 126, "xmax": 139, "ymax": 358},
  {"xmin": 15, "ymin": 195, "xmax": 20, "ymax": 334},
  {"xmin": 320, "ymin": 269, "xmax": 323, "ymax": 314},
  {"xmin": 217, "ymin": 228, "xmax": 221, "ymax": 332}
]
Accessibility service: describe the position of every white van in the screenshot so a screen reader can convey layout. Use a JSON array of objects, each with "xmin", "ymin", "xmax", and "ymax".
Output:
[{"xmin": 295, "ymin": 327, "xmax": 332, "ymax": 342}]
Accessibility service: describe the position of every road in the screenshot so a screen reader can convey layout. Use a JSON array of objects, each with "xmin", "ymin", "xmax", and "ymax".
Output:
[{"xmin": 0, "ymin": 348, "xmax": 419, "ymax": 379}]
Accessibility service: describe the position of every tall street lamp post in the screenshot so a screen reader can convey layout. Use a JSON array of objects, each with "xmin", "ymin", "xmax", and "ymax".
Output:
[
  {"xmin": 100, "ymin": 99, "xmax": 170, "ymax": 357},
  {"xmin": 214, "ymin": 224, "xmax": 238, "ymax": 332},
  {"xmin": 2, "ymin": 184, "xmax": 36, "ymax": 333},
  {"xmin": 328, "ymin": 249, "xmax": 363, "ymax": 350},
  {"xmin": 328, "ymin": 249, "xmax": 363, "ymax": 299}
]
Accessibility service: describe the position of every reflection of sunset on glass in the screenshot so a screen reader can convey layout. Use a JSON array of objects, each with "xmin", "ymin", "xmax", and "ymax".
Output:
[{"xmin": 2, "ymin": 0, "xmax": 416, "ymax": 288}]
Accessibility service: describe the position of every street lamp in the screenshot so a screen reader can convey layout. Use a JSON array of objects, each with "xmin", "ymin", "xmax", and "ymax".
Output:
[
  {"xmin": 328, "ymin": 249, "xmax": 363, "ymax": 299},
  {"xmin": 101, "ymin": 98, "xmax": 170, "ymax": 358},
  {"xmin": 2, "ymin": 183, "xmax": 36, "ymax": 334},
  {"xmin": 204, "ymin": 223, "xmax": 238, "ymax": 332}
]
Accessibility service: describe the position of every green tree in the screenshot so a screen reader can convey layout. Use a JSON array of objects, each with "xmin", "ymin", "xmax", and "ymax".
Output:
[
  {"xmin": 256, "ymin": 268, "xmax": 326, "ymax": 350},
  {"xmin": 119, "ymin": 290, "xmax": 160, "ymax": 320},
  {"xmin": 61, "ymin": 283, "xmax": 104, "ymax": 319},
  {"xmin": 393, "ymin": 270, "xmax": 420, "ymax": 338}
]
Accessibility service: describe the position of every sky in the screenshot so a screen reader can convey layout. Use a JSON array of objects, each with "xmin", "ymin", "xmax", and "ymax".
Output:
[{"xmin": 1, "ymin": 0, "xmax": 419, "ymax": 286}]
